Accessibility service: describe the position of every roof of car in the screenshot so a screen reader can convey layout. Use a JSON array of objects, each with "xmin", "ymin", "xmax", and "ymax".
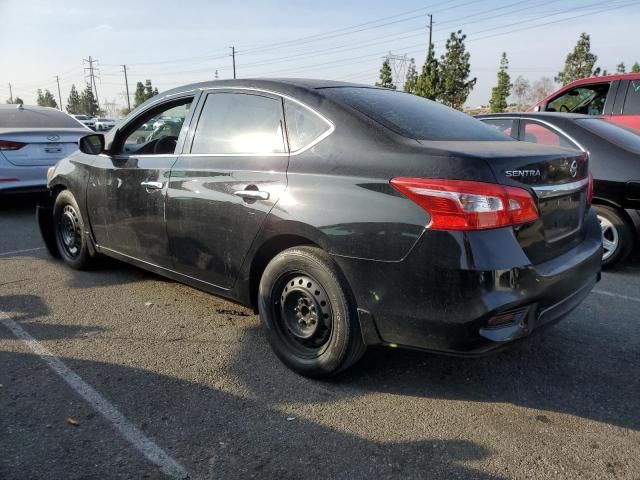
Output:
[
  {"xmin": 564, "ymin": 72, "xmax": 640, "ymax": 86},
  {"xmin": 476, "ymin": 112, "xmax": 594, "ymax": 121}
]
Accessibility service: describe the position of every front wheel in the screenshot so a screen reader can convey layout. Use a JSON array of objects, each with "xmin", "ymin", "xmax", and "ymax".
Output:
[
  {"xmin": 258, "ymin": 246, "xmax": 366, "ymax": 378},
  {"xmin": 595, "ymin": 205, "xmax": 634, "ymax": 268},
  {"xmin": 53, "ymin": 190, "xmax": 97, "ymax": 270}
]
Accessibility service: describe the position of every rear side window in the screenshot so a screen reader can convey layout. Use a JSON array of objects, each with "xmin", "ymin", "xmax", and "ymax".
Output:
[
  {"xmin": 576, "ymin": 118, "xmax": 640, "ymax": 154},
  {"xmin": 0, "ymin": 107, "xmax": 83, "ymax": 128},
  {"xmin": 191, "ymin": 92, "xmax": 286, "ymax": 154},
  {"xmin": 479, "ymin": 118, "xmax": 517, "ymax": 138},
  {"xmin": 623, "ymin": 80, "xmax": 640, "ymax": 114},
  {"xmin": 284, "ymin": 100, "xmax": 331, "ymax": 152},
  {"xmin": 521, "ymin": 121, "xmax": 579, "ymax": 150},
  {"xmin": 321, "ymin": 87, "xmax": 509, "ymax": 141}
]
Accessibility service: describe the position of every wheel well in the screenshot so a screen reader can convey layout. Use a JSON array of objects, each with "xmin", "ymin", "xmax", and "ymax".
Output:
[{"xmin": 249, "ymin": 234, "xmax": 318, "ymax": 312}]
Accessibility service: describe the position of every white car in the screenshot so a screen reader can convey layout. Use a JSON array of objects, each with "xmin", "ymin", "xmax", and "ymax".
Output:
[
  {"xmin": 72, "ymin": 114, "xmax": 96, "ymax": 130},
  {"xmin": 95, "ymin": 118, "xmax": 116, "ymax": 131}
]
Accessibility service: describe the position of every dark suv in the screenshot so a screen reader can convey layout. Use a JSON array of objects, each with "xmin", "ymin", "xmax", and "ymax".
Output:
[{"xmin": 39, "ymin": 79, "xmax": 602, "ymax": 377}]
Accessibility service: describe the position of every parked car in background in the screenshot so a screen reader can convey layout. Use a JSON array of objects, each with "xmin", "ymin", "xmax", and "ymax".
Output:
[
  {"xmin": 72, "ymin": 114, "xmax": 96, "ymax": 130},
  {"xmin": 0, "ymin": 104, "xmax": 90, "ymax": 194},
  {"xmin": 39, "ymin": 80, "xmax": 601, "ymax": 377},
  {"xmin": 477, "ymin": 112, "xmax": 640, "ymax": 267},
  {"xmin": 531, "ymin": 73, "xmax": 640, "ymax": 131},
  {"xmin": 94, "ymin": 118, "xmax": 116, "ymax": 131}
]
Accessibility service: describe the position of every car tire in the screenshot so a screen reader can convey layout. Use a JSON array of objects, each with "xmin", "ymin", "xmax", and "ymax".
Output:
[
  {"xmin": 53, "ymin": 190, "xmax": 97, "ymax": 270},
  {"xmin": 595, "ymin": 205, "xmax": 634, "ymax": 268},
  {"xmin": 258, "ymin": 246, "xmax": 366, "ymax": 378}
]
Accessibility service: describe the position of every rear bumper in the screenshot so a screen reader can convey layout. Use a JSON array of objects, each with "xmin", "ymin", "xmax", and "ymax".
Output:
[
  {"xmin": 0, "ymin": 159, "xmax": 49, "ymax": 193},
  {"xmin": 333, "ymin": 210, "xmax": 603, "ymax": 355}
]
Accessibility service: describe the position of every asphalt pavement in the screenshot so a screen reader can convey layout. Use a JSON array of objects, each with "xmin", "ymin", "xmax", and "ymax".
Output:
[{"xmin": 1, "ymin": 194, "xmax": 639, "ymax": 479}]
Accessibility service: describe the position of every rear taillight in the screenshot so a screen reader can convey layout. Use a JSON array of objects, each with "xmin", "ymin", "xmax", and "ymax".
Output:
[
  {"xmin": 587, "ymin": 172, "xmax": 594, "ymax": 204},
  {"xmin": 390, "ymin": 178, "xmax": 539, "ymax": 230},
  {"xmin": 0, "ymin": 140, "xmax": 26, "ymax": 150}
]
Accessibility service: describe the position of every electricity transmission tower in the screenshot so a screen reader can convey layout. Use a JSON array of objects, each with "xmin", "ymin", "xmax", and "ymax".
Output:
[
  {"xmin": 383, "ymin": 52, "xmax": 409, "ymax": 90},
  {"xmin": 83, "ymin": 56, "xmax": 100, "ymax": 111}
]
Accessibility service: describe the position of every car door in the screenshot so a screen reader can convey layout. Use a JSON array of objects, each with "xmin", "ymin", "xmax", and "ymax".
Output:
[
  {"xmin": 86, "ymin": 94, "xmax": 197, "ymax": 267},
  {"xmin": 165, "ymin": 89, "xmax": 288, "ymax": 289}
]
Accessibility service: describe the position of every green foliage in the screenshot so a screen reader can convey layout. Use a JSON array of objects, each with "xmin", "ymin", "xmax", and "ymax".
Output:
[
  {"xmin": 438, "ymin": 30, "xmax": 476, "ymax": 110},
  {"xmin": 415, "ymin": 43, "xmax": 441, "ymax": 100},
  {"xmin": 555, "ymin": 33, "xmax": 598, "ymax": 85},
  {"xmin": 403, "ymin": 58, "xmax": 418, "ymax": 94},
  {"xmin": 512, "ymin": 75, "xmax": 530, "ymax": 110},
  {"xmin": 489, "ymin": 52, "xmax": 512, "ymax": 113},
  {"xmin": 134, "ymin": 79, "xmax": 159, "ymax": 108},
  {"xmin": 80, "ymin": 84, "xmax": 100, "ymax": 116},
  {"xmin": 616, "ymin": 62, "xmax": 626, "ymax": 74},
  {"xmin": 36, "ymin": 89, "xmax": 58, "ymax": 108},
  {"xmin": 7, "ymin": 97, "xmax": 24, "ymax": 105},
  {"xmin": 66, "ymin": 84, "xmax": 82, "ymax": 114},
  {"xmin": 375, "ymin": 59, "xmax": 396, "ymax": 89},
  {"xmin": 632, "ymin": 62, "xmax": 640, "ymax": 73}
]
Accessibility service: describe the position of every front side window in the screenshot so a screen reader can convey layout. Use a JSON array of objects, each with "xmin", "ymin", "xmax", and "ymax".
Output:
[
  {"xmin": 191, "ymin": 92, "xmax": 285, "ymax": 154},
  {"xmin": 479, "ymin": 118, "xmax": 517, "ymax": 138},
  {"xmin": 622, "ymin": 80, "xmax": 640, "ymax": 114},
  {"xmin": 521, "ymin": 121, "xmax": 579, "ymax": 150},
  {"xmin": 284, "ymin": 100, "xmax": 331, "ymax": 152},
  {"xmin": 120, "ymin": 100, "xmax": 192, "ymax": 155},
  {"xmin": 546, "ymin": 83, "xmax": 610, "ymax": 115}
]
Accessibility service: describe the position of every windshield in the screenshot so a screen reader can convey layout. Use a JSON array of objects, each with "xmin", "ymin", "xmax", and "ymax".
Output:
[
  {"xmin": 0, "ymin": 108, "xmax": 86, "ymax": 128},
  {"xmin": 321, "ymin": 87, "xmax": 510, "ymax": 141},
  {"xmin": 576, "ymin": 118, "xmax": 640, "ymax": 154}
]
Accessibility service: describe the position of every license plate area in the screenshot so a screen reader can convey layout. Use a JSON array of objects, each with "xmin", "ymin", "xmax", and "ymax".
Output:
[
  {"xmin": 539, "ymin": 192, "xmax": 584, "ymax": 243},
  {"xmin": 44, "ymin": 143, "xmax": 63, "ymax": 154}
]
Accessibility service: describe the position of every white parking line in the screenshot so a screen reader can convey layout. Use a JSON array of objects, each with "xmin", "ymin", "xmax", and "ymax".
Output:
[
  {"xmin": 0, "ymin": 247, "xmax": 45, "ymax": 257},
  {"xmin": 593, "ymin": 289, "xmax": 640, "ymax": 304},
  {"xmin": 0, "ymin": 311, "xmax": 190, "ymax": 480}
]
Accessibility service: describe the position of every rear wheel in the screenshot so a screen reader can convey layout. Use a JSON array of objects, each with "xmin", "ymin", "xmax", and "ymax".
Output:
[
  {"xmin": 595, "ymin": 205, "xmax": 634, "ymax": 268},
  {"xmin": 258, "ymin": 246, "xmax": 366, "ymax": 378},
  {"xmin": 53, "ymin": 190, "xmax": 96, "ymax": 270}
]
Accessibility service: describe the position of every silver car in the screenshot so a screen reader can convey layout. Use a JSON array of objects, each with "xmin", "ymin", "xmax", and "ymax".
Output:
[{"xmin": 0, "ymin": 104, "xmax": 90, "ymax": 194}]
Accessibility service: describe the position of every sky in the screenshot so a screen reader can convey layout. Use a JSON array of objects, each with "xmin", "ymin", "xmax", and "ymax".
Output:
[{"xmin": 1, "ymin": 0, "xmax": 639, "ymax": 114}]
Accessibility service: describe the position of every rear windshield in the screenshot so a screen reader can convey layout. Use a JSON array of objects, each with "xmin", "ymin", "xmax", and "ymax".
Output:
[
  {"xmin": 576, "ymin": 118, "xmax": 640, "ymax": 154},
  {"xmin": 0, "ymin": 108, "xmax": 84, "ymax": 128},
  {"xmin": 321, "ymin": 87, "xmax": 510, "ymax": 141}
]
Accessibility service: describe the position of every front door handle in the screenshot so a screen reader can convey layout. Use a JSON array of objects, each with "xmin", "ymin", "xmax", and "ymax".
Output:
[
  {"xmin": 141, "ymin": 181, "xmax": 164, "ymax": 191},
  {"xmin": 233, "ymin": 189, "xmax": 269, "ymax": 201}
]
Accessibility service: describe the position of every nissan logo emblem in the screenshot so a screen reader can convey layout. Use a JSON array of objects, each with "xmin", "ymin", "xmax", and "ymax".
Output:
[
  {"xmin": 569, "ymin": 160, "xmax": 578, "ymax": 178},
  {"xmin": 47, "ymin": 135, "xmax": 60, "ymax": 141}
]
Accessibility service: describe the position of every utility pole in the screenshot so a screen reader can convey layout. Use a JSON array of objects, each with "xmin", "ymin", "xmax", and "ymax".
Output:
[
  {"xmin": 230, "ymin": 46, "xmax": 236, "ymax": 79},
  {"xmin": 83, "ymin": 56, "xmax": 100, "ymax": 111},
  {"xmin": 122, "ymin": 64, "xmax": 131, "ymax": 111},
  {"xmin": 55, "ymin": 76, "xmax": 63, "ymax": 111},
  {"xmin": 8, "ymin": 83, "xmax": 13, "ymax": 103},
  {"xmin": 428, "ymin": 14, "xmax": 433, "ymax": 48}
]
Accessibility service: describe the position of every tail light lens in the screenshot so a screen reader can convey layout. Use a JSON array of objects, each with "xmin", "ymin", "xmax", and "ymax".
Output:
[
  {"xmin": 0, "ymin": 140, "xmax": 26, "ymax": 150},
  {"xmin": 390, "ymin": 178, "xmax": 539, "ymax": 230},
  {"xmin": 586, "ymin": 172, "xmax": 594, "ymax": 204}
]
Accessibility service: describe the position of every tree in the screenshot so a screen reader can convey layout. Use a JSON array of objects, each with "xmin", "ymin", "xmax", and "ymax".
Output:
[
  {"xmin": 415, "ymin": 43, "xmax": 441, "ymax": 100},
  {"xmin": 438, "ymin": 30, "xmax": 476, "ymax": 110},
  {"xmin": 489, "ymin": 52, "xmax": 512, "ymax": 113},
  {"xmin": 616, "ymin": 62, "xmax": 626, "ymax": 73},
  {"xmin": 632, "ymin": 62, "xmax": 640, "ymax": 73},
  {"xmin": 403, "ymin": 58, "xmax": 418, "ymax": 94},
  {"xmin": 6, "ymin": 97, "xmax": 24, "ymax": 105},
  {"xmin": 375, "ymin": 59, "xmax": 396, "ymax": 89},
  {"xmin": 512, "ymin": 75, "xmax": 530, "ymax": 110},
  {"xmin": 134, "ymin": 79, "xmax": 159, "ymax": 108},
  {"xmin": 36, "ymin": 89, "xmax": 58, "ymax": 108},
  {"xmin": 528, "ymin": 77, "xmax": 555, "ymax": 105},
  {"xmin": 79, "ymin": 83, "xmax": 100, "ymax": 116},
  {"xmin": 555, "ymin": 33, "xmax": 598, "ymax": 85},
  {"xmin": 66, "ymin": 84, "xmax": 82, "ymax": 114}
]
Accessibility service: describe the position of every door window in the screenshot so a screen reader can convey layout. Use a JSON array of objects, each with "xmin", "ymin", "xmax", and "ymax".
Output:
[
  {"xmin": 521, "ymin": 121, "xmax": 579, "ymax": 149},
  {"xmin": 479, "ymin": 118, "xmax": 517, "ymax": 138},
  {"xmin": 120, "ymin": 100, "xmax": 193, "ymax": 155},
  {"xmin": 622, "ymin": 80, "xmax": 640, "ymax": 114},
  {"xmin": 546, "ymin": 83, "xmax": 610, "ymax": 115},
  {"xmin": 284, "ymin": 100, "xmax": 332, "ymax": 151},
  {"xmin": 191, "ymin": 92, "xmax": 285, "ymax": 154}
]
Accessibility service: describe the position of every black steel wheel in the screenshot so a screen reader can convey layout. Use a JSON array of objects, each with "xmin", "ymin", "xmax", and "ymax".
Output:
[
  {"xmin": 53, "ymin": 190, "xmax": 96, "ymax": 270},
  {"xmin": 258, "ymin": 246, "xmax": 366, "ymax": 378}
]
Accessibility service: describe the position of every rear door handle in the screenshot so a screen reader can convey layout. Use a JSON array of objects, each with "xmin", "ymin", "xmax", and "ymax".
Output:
[
  {"xmin": 233, "ymin": 190, "xmax": 269, "ymax": 201},
  {"xmin": 141, "ymin": 181, "xmax": 164, "ymax": 191}
]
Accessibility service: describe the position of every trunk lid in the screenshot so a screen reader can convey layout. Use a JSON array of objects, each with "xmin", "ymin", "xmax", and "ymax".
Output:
[
  {"xmin": 417, "ymin": 141, "xmax": 590, "ymax": 264},
  {"xmin": 0, "ymin": 128, "xmax": 87, "ymax": 166}
]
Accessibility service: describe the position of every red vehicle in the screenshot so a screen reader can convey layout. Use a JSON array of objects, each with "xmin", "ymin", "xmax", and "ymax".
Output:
[{"xmin": 531, "ymin": 73, "xmax": 640, "ymax": 131}]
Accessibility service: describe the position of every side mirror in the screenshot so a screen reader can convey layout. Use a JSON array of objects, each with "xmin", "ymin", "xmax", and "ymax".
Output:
[{"xmin": 79, "ymin": 134, "xmax": 105, "ymax": 155}]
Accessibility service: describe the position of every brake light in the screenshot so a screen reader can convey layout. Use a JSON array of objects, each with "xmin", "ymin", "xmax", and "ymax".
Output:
[
  {"xmin": 587, "ymin": 172, "xmax": 594, "ymax": 204},
  {"xmin": 390, "ymin": 178, "xmax": 539, "ymax": 230},
  {"xmin": 0, "ymin": 140, "xmax": 26, "ymax": 150}
]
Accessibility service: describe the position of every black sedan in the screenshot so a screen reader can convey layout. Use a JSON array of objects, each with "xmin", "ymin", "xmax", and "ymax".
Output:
[
  {"xmin": 477, "ymin": 112, "xmax": 640, "ymax": 267},
  {"xmin": 38, "ymin": 80, "xmax": 601, "ymax": 377}
]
